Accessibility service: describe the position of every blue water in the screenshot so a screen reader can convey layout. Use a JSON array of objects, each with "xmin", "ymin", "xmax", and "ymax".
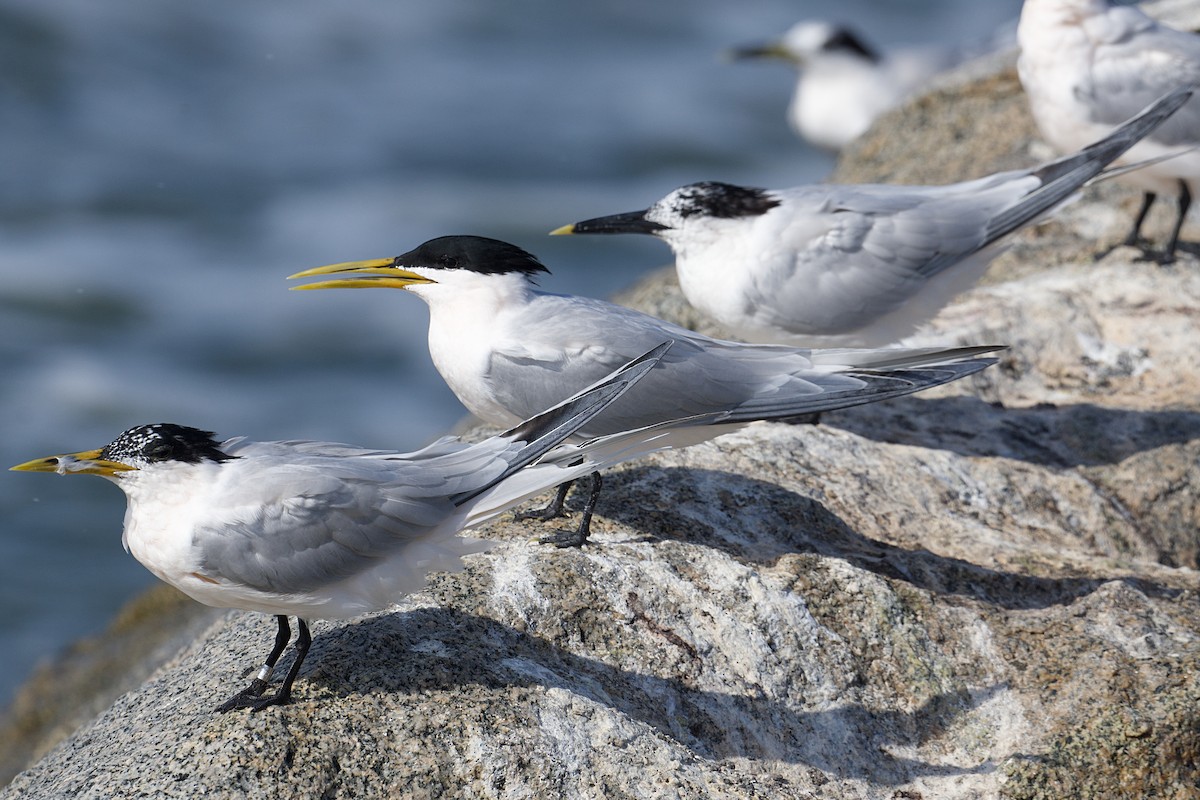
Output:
[{"xmin": 0, "ymin": 0, "xmax": 1022, "ymax": 707}]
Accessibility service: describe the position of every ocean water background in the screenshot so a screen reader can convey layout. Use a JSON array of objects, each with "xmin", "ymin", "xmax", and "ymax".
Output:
[{"xmin": 0, "ymin": 0, "xmax": 1022, "ymax": 707}]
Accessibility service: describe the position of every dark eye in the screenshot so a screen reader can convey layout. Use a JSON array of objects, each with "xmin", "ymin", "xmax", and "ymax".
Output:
[
  {"xmin": 143, "ymin": 440, "xmax": 174, "ymax": 460},
  {"xmin": 437, "ymin": 254, "xmax": 459, "ymax": 269}
]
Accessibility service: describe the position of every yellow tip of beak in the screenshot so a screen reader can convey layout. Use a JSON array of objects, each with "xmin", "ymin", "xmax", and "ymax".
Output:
[
  {"xmin": 549, "ymin": 224, "xmax": 577, "ymax": 236},
  {"xmin": 10, "ymin": 456, "xmax": 64, "ymax": 473}
]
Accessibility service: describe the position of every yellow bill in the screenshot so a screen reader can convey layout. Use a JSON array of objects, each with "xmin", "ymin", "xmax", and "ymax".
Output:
[
  {"xmin": 11, "ymin": 448, "xmax": 137, "ymax": 476},
  {"xmin": 287, "ymin": 258, "xmax": 436, "ymax": 291}
]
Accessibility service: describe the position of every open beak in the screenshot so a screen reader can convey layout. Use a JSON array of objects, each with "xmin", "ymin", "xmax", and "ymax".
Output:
[
  {"xmin": 11, "ymin": 448, "xmax": 137, "ymax": 477},
  {"xmin": 287, "ymin": 258, "xmax": 437, "ymax": 291},
  {"xmin": 551, "ymin": 211, "xmax": 667, "ymax": 237}
]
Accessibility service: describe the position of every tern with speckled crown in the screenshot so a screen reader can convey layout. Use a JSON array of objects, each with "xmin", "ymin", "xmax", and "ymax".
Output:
[
  {"xmin": 554, "ymin": 88, "xmax": 1191, "ymax": 347},
  {"xmin": 10, "ymin": 346, "xmax": 696, "ymax": 710}
]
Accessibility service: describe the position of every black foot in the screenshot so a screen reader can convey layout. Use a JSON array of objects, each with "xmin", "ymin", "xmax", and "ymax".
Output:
[
  {"xmin": 216, "ymin": 616, "xmax": 309, "ymax": 712},
  {"xmin": 216, "ymin": 678, "xmax": 294, "ymax": 712},
  {"xmin": 218, "ymin": 691, "xmax": 292, "ymax": 712},
  {"xmin": 514, "ymin": 481, "xmax": 572, "ymax": 522},
  {"xmin": 1127, "ymin": 244, "xmax": 1177, "ymax": 266},
  {"xmin": 515, "ymin": 505, "xmax": 569, "ymax": 522},
  {"xmin": 539, "ymin": 524, "xmax": 590, "ymax": 548},
  {"xmin": 536, "ymin": 472, "xmax": 601, "ymax": 548},
  {"xmin": 216, "ymin": 678, "xmax": 274, "ymax": 712},
  {"xmin": 515, "ymin": 502, "xmax": 569, "ymax": 522},
  {"xmin": 1095, "ymin": 238, "xmax": 1173, "ymax": 266}
]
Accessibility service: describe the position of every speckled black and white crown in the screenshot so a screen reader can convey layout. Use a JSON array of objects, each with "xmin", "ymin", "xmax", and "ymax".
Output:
[
  {"xmin": 661, "ymin": 182, "xmax": 781, "ymax": 220},
  {"xmin": 100, "ymin": 423, "xmax": 235, "ymax": 465}
]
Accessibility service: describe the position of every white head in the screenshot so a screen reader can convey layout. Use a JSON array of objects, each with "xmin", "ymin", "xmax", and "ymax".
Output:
[
  {"xmin": 729, "ymin": 20, "xmax": 880, "ymax": 67},
  {"xmin": 1019, "ymin": 0, "xmax": 1110, "ymax": 25}
]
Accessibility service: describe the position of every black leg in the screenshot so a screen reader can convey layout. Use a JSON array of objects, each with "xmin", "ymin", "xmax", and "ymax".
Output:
[
  {"xmin": 540, "ymin": 471, "xmax": 602, "ymax": 548},
  {"xmin": 266, "ymin": 615, "xmax": 292, "ymax": 668},
  {"xmin": 254, "ymin": 620, "xmax": 311, "ymax": 711},
  {"xmin": 514, "ymin": 480, "xmax": 574, "ymax": 522},
  {"xmin": 1162, "ymin": 180, "xmax": 1191, "ymax": 265},
  {"xmin": 217, "ymin": 615, "xmax": 291, "ymax": 711},
  {"xmin": 217, "ymin": 616, "xmax": 310, "ymax": 712},
  {"xmin": 1124, "ymin": 192, "xmax": 1157, "ymax": 247}
]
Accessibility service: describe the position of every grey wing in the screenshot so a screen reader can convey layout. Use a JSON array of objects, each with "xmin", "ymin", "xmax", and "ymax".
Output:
[
  {"xmin": 194, "ymin": 443, "xmax": 512, "ymax": 595},
  {"xmin": 252, "ymin": 435, "xmax": 473, "ymax": 462},
  {"xmin": 759, "ymin": 182, "xmax": 1025, "ymax": 330},
  {"xmin": 482, "ymin": 295, "xmax": 872, "ymax": 436},
  {"xmin": 1088, "ymin": 18, "xmax": 1200, "ymax": 146},
  {"xmin": 482, "ymin": 298, "xmax": 646, "ymax": 423},
  {"xmin": 842, "ymin": 182, "xmax": 1021, "ymax": 279}
]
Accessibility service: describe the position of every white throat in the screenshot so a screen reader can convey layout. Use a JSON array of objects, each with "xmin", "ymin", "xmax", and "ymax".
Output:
[{"xmin": 405, "ymin": 270, "xmax": 535, "ymax": 427}]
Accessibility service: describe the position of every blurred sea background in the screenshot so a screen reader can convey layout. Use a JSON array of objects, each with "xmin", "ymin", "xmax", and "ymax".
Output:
[{"xmin": 0, "ymin": 0, "xmax": 1022, "ymax": 707}]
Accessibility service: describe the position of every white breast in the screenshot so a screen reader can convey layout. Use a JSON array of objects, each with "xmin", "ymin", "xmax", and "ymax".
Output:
[{"xmin": 409, "ymin": 272, "xmax": 531, "ymax": 429}]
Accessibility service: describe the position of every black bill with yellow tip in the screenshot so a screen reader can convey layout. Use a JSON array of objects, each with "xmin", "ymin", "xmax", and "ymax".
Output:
[
  {"xmin": 724, "ymin": 42, "xmax": 793, "ymax": 62},
  {"xmin": 550, "ymin": 211, "xmax": 666, "ymax": 237}
]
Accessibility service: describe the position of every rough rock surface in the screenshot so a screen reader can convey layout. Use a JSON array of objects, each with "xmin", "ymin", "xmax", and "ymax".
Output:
[
  {"xmin": 0, "ymin": 585, "xmax": 221, "ymax": 784},
  {"xmin": 4, "ymin": 3, "xmax": 1200, "ymax": 798}
]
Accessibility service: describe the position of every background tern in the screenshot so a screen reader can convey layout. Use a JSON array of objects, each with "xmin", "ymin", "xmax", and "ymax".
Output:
[
  {"xmin": 1018, "ymin": 0, "xmax": 1200, "ymax": 263},
  {"xmin": 728, "ymin": 20, "xmax": 982, "ymax": 150},
  {"xmin": 291, "ymin": 235, "xmax": 1000, "ymax": 547},
  {"xmin": 553, "ymin": 87, "xmax": 1191, "ymax": 347},
  {"xmin": 10, "ymin": 345, "xmax": 689, "ymax": 711}
]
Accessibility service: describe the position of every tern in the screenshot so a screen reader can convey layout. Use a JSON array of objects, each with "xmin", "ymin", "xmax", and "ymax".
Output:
[
  {"xmin": 290, "ymin": 235, "xmax": 1000, "ymax": 547},
  {"xmin": 728, "ymin": 20, "xmax": 975, "ymax": 150},
  {"xmin": 10, "ymin": 345, "xmax": 692, "ymax": 711},
  {"xmin": 1018, "ymin": 0, "xmax": 1200, "ymax": 263},
  {"xmin": 552, "ymin": 87, "xmax": 1191, "ymax": 348}
]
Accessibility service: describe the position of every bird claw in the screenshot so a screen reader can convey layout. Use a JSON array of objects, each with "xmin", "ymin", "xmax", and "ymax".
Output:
[
  {"xmin": 514, "ymin": 502, "xmax": 570, "ymax": 522},
  {"xmin": 513, "ymin": 481, "xmax": 573, "ymax": 523},
  {"xmin": 216, "ymin": 678, "xmax": 291, "ymax": 712},
  {"xmin": 218, "ymin": 694, "xmax": 291, "ymax": 713},
  {"xmin": 1128, "ymin": 247, "xmax": 1175, "ymax": 267},
  {"xmin": 539, "ymin": 525, "xmax": 590, "ymax": 548}
]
